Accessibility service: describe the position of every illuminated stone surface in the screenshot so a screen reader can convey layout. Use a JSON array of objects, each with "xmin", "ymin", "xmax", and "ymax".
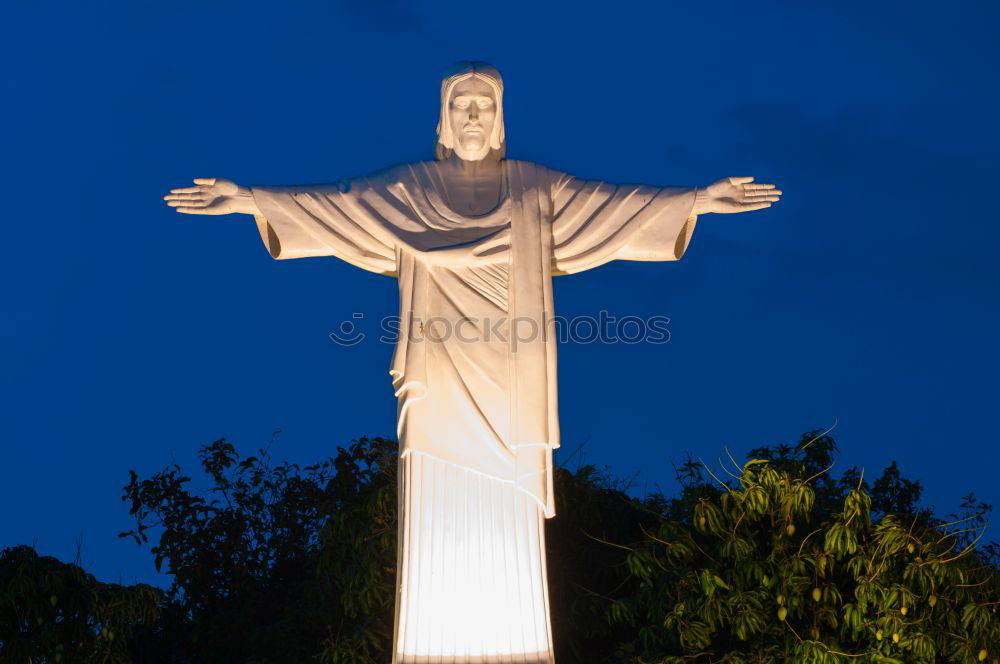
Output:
[{"xmin": 164, "ymin": 61, "xmax": 781, "ymax": 663}]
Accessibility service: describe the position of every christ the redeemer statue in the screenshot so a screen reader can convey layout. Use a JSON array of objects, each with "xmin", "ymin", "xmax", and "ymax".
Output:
[{"xmin": 164, "ymin": 62, "xmax": 781, "ymax": 664}]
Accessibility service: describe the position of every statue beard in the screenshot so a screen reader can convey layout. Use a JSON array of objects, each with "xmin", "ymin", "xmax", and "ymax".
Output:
[{"xmin": 453, "ymin": 133, "xmax": 491, "ymax": 161}]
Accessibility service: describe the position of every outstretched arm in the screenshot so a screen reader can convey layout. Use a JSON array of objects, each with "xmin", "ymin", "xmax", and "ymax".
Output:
[
  {"xmin": 691, "ymin": 176, "xmax": 782, "ymax": 215},
  {"xmin": 549, "ymin": 170, "xmax": 783, "ymax": 274},
  {"xmin": 163, "ymin": 178, "xmax": 260, "ymax": 216},
  {"xmin": 163, "ymin": 174, "xmax": 397, "ymax": 274}
]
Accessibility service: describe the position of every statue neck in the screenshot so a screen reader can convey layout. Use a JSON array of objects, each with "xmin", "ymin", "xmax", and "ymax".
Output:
[
  {"xmin": 444, "ymin": 153, "xmax": 503, "ymax": 179},
  {"xmin": 438, "ymin": 153, "xmax": 505, "ymax": 217}
]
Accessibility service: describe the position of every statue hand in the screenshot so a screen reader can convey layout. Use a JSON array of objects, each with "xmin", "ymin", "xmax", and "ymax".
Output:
[
  {"xmin": 163, "ymin": 178, "xmax": 258, "ymax": 215},
  {"xmin": 694, "ymin": 177, "xmax": 782, "ymax": 215}
]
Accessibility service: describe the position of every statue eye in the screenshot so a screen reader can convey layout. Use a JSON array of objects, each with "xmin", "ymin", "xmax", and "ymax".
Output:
[
  {"xmin": 454, "ymin": 99, "xmax": 470, "ymax": 109},
  {"xmin": 477, "ymin": 99, "xmax": 492, "ymax": 109}
]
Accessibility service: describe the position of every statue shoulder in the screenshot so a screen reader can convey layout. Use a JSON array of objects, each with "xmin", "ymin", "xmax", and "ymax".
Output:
[
  {"xmin": 503, "ymin": 159, "xmax": 547, "ymax": 170},
  {"xmin": 361, "ymin": 161, "xmax": 423, "ymax": 187},
  {"xmin": 503, "ymin": 160, "xmax": 567, "ymax": 184},
  {"xmin": 506, "ymin": 159, "xmax": 573, "ymax": 191}
]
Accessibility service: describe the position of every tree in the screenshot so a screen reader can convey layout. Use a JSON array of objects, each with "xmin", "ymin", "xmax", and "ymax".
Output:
[
  {"xmin": 0, "ymin": 546, "xmax": 160, "ymax": 663},
  {"xmin": 117, "ymin": 436, "xmax": 399, "ymax": 663},
  {"xmin": 611, "ymin": 430, "xmax": 1000, "ymax": 663}
]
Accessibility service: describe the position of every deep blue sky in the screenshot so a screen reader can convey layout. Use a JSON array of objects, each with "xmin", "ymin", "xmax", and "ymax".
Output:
[{"xmin": 2, "ymin": 0, "xmax": 998, "ymax": 586}]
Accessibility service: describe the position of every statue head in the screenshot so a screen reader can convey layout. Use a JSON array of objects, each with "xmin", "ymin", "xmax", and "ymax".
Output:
[{"xmin": 435, "ymin": 61, "xmax": 505, "ymax": 162}]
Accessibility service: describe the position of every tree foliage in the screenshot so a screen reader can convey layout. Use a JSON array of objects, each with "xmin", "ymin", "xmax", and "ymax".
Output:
[
  {"xmin": 1, "ymin": 430, "xmax": 996, "ymax": 663},
  {"xmin": 611, "ymin": 431, "xmax": 1000, "ymax": 663},
  {"xmin": 116, "ymin": 436, "xmax": 399, "ymax": 664},
  {"xmin": 0, "ymin": 546, "xmax": 160, "ymax": 663}
]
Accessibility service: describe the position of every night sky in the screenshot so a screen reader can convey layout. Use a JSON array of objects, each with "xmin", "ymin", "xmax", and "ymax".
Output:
[{"xmin": 3, "ymin": 0, "xmax": 998, "ymax": 586}]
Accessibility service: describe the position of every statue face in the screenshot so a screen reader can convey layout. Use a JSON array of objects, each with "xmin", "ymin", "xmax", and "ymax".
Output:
[{"xmin": 448, "ymin": 76, "xmax": 497, "ymax": 161}]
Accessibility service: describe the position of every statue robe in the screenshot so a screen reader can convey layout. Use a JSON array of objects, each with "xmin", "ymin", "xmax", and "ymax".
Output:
[
  {"xmin": 250, "ymin": 160, "xmax": 698, "ymax": 662},
  {"xmin": 251, "ymin": 160, "xmax": 697, "ymax": 514}
]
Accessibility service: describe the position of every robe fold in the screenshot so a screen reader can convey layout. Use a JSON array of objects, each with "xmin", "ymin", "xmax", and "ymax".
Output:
[{"xmin": 250, "ymin": 160, "xmax": 697, "ymax": 662}]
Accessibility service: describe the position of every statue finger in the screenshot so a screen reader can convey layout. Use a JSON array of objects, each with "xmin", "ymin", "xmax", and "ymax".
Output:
[
  {"xmin": 164, "ymin": 193, "xmax": 206, "ymax": 201},
  {"xmin": 175, "ymin": 206, "xmax": 215, "ymax": 214},
  {"xmin": 745, "ymin": 195, "xmax": 780, "ymax": 203},
  {"xmin": 169, "ymin": 186, "xmax": 203, "ymax": 194},
  {"xmin": 193, "ymin": 177, "xmax": 217, "ymax": 186},
  {"xmin": 728, "ymin": 176, "xmax": 754, "ymax": 185},
  {"xmin": 743, "ymin": 183, "xmax": 775, "ymax": 191},
  {"xmin": 168, "ymin": 199, "xmax": 208, "ymax": 208},
  {"xmin": 740, "ymin": 201, "xmax": 772, "ymax": 211}
]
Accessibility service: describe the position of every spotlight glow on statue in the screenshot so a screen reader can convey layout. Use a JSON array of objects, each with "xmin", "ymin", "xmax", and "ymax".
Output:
[{"xmin": 164, "ymin": 62, "xmax": 782, "ymax": 663}]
